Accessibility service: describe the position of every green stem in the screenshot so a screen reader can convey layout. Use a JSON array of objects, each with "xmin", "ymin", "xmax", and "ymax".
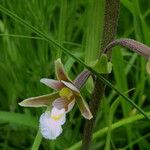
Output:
[
  {"xmin": 101, "ymin": 0, "xmax": 120, "ymax": 51},
  {"xmin": 82, "ymin": 77, "xmax": 105, "ymax": 149},
  {"xmin": 31, "ymin": 130, "xmax": 42, "ymax": 150}
]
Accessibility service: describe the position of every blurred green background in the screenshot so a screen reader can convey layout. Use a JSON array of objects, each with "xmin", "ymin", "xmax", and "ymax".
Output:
[{"xmin": 0, "ymin": 0, "xmax": 150, "ymax": 149}]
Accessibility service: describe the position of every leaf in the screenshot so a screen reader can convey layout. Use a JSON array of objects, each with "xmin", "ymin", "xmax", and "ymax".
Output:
[
  {"xmin": 18, "ymin": 92, "xmax": 59, "ymax": 107},
  {"xmin": 0, "ymin": 111, "xmax": 37, "ymax": 129}
]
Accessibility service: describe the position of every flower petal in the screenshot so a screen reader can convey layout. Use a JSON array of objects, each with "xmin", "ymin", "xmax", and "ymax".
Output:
[
  {"xmin": 73, "ymin": 70, "xmax": 91, "ymax": 90},
  {"xmin": 52, "ymin": 97, "xmax": 68, "ymax": 110},
  {"xmin": 61, "ymin": 80, "xmax": 80, "ymax": 94},
  {"xmin": 40, "ymin": 78, "xmax": 64, "ymax": 90},
  {"xmin": 55, "ymin": 58, "xmax": 70, "ymax": 81},
  {"xmin": 66, "ymin": 99, "xmax": 75, "ymax": 113},
  {"xmin": 18, "ymin": 92, "xmax": 59, "ymax": 107},
  {"xmin": 76, "ymin": 95, "xmax": 93, "ymax": 120},
  {"xmin": 39, "ymin": 111, "xmax": 64, "ymax": 140},
  {"xmin": 52, "ymin": 97, "xmax": 75, "ymax": 112},
  {"xmin": 51, "ymin": 107, "xmax": 66, "ymax": 125}
]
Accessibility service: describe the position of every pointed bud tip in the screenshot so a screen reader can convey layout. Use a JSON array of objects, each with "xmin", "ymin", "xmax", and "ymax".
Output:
[
  {"xmin": 18, "ymin": 102, "xmax": 25, "ymax": 107},
  {"xmin": 55, "ymin": 58, "xmax": 61, "ymax": 63},
  {"xmin": 40, "ymin": 78, "xmax": 46, "ymax": 83},
  {"xmin": 40, "ymin": 78, "xmax": 50, "ymax": 85},
  {"xmin": 83, "ymin": 113, "xmax": 93, "ymax": 120},
  {"xmin": 85, "ymin": 115, "xmax": 93, "ymax": 120}
]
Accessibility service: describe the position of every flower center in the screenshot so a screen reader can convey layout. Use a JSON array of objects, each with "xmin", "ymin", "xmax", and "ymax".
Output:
[{"xmin": 59, "ymin": 87, "xmax": 74, "ymax": 100}]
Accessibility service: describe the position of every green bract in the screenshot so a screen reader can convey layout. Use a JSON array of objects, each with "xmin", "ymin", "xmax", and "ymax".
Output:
[{"xmin": 90, "ymin": 54, "xmax": 112, "ymax": 74}]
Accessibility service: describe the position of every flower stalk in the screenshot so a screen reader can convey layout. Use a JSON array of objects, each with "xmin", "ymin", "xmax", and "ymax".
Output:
[{"xmin": 103, "ymin": 38, "xmax": 150, "ymax": 59}]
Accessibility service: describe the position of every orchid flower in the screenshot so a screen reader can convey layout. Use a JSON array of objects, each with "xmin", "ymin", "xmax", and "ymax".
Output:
[{"xmin": 19, "ymin": 58, "xmax": 92, "ymax": 140}]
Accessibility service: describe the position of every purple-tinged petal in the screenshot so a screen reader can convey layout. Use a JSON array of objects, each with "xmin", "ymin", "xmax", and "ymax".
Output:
[
  {"xmin": 52, "ymin": 97, "xmax": 68, "ymax": 110},
  {"xmin": 40, "ymin": 78, "xmax": 64, "ymax": 90},
  {"xmin": 73, "ymin": 70, "xmax": 91, "ymax": 90},
  {"xmin": 76, "ymin": 95, "xmax": 93, "ymax": 120},
  {"xmin": 66, "ymin": 99, "xmax": 75, "ymax": 113},
  {"xmin": 52, "ymin": 97, "xmax": 75, "ymax": 112},
  {"xmin": 61, "ymin": 80, "xmax": 80, "ymax": 94},
  {"xmin": 18, "ymin": 92, "xmax": 59, "ymax": 107},
  {"xmin": 55, "ymin": 58, "xmax": 70, "ymax": 81}
]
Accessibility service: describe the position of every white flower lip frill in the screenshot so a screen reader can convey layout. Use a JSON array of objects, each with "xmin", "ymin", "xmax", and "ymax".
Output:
[{"xmin": 40, "ymin": 107, "xmax": 66, "ymax": 140}]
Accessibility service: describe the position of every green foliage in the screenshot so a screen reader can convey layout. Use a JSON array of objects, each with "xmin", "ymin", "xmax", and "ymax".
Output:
[
  {"xmin": 0, "ymin": 0, "xmax": 150, "ymax": 150},
  {"xmin": 90, "ymin": 54, "xmax": 112, "ymax": 74}
]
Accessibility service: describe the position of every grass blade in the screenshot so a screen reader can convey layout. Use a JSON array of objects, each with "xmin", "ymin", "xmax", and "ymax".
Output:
[{"xmin": 0, "ymin": 111, "xmax": 37, "ymax": 129}]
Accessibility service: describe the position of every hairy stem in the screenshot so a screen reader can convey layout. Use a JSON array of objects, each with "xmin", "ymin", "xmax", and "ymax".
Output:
[
  {"xmin": 82, "ymin": 0, "xmax": 120, "ymax": 149},
  {"xmin": 101, "ymin": 0, "xmax": 120, "ymax": 51},
  {"xmin": 103, "ymin": 38, "xmax": 150, "ymax": 59},
  {"xmin": 82, "ymin": 77, "xmax": 105, "ymax": 149}
]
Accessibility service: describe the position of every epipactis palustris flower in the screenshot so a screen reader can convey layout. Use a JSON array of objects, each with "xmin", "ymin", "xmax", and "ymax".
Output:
[{"xmin": 19, "ymin": 58, "xmax": 93, "ymax": 140}]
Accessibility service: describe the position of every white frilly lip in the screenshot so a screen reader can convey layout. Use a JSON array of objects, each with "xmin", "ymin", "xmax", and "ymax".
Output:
[{"xmin": 39, "ymin": 107, "xmax": 66, "ymax": 140}]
